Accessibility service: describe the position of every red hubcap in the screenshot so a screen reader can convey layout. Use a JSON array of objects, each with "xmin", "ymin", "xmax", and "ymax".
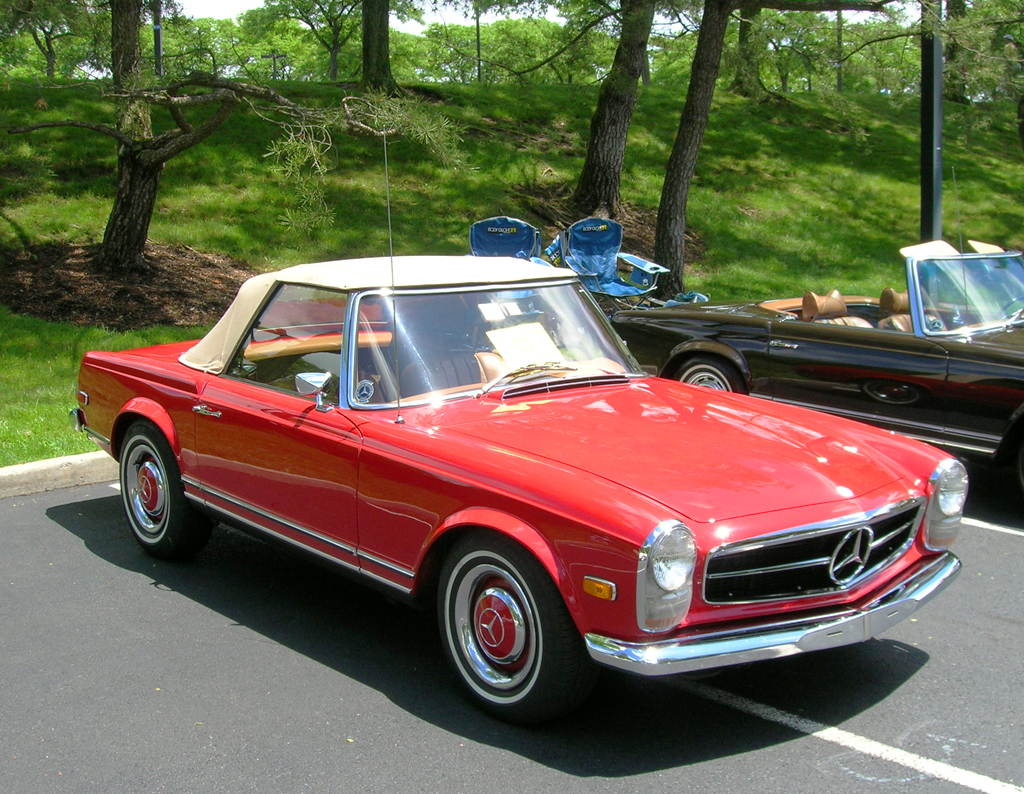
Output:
[
  {"xmin": 473, "ymin": 586, "xmax": 526, "ymax": 665},
  {"xmin": 137, "ymin": 461, "xmax": 162, "ymax": 515}
]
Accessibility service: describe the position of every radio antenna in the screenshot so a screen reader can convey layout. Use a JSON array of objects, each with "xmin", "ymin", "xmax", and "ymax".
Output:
[{"xmin": 383, "ymin": 128, "xmax": 404, "ymax": 424}]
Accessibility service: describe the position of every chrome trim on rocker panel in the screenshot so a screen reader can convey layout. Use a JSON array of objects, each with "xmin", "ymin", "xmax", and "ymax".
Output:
[
  {"xmin": 84, "ymin": 427, "xmax": 110, "ymax": 447},
  {"xmin": 358, "ymin": 550, "xmax": 416, "ymax": 579},
  {"xmin": 182, "ymin": 478, "xmax": 416, "ymax": 595},
  {"xmin": 585, "ymin": 552, "xmax": 960, "ymax": 676}
]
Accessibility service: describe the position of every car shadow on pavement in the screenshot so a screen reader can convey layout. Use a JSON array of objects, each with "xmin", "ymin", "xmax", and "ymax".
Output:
[
  {"xmin": 48, "ymin": 492, "xmax": 932, "ymax": 778},
  {"xmin": 965, "ymin": 463, "xmax": 1024, "ymax": 529}
]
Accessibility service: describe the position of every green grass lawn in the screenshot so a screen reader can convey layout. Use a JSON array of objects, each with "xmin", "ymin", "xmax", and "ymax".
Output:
[{"xmin": 2, "ymin": 80, "xmax": 1023, "ymax": 466}]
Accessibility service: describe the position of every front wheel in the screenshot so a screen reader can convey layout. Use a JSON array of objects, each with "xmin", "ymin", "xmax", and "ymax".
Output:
[
  {"xmin": 119, "ymin": 421, "xmax": 212, "ymax": 560},
  {"xmin": 677, "ymin": 355, "xmax": 747, "ymax": 393},
  {"xmin": 438, "ymin": 534, "xmax": 597, "ymax": 723}
]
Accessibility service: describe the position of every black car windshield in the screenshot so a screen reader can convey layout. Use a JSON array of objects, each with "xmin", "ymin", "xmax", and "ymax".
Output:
[
  {"xmin": 916, "ymin": 253, "xmax": 1024, "ymax": 331},
  {"xmin": 350, "ymin": 281, "xmax": 643, "ymax": 406}
]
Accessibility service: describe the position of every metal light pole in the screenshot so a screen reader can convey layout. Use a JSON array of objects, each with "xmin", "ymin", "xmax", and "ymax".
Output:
[
  {"xmin": 151, "ymin": 0, "xmax": 163, "ymax": 76},
  {"xmin": 920, "ymin": 0, "xmax": 943, "ymax": 243}
]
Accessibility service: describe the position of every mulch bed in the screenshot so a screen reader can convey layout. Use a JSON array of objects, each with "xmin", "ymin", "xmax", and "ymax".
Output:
[{"xmin": 0, "ymin": 242, "xmax": 254, "ymax": 331}]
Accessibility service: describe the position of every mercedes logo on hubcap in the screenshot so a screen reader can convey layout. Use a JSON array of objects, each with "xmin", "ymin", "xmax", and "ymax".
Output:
[
  {"xmin": 473, "ymin": 588, "xmax": 525, "ymax": 664},
  {"xmin": 829, "ymin": 526, "xmax": 874, "ymax": 585}
]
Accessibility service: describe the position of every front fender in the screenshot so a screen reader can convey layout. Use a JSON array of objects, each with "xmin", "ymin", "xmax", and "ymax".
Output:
[
  {"xmin": 423, "ymin": 507, "xmax": 582, "ymax": 622},
  {"xmin": 665, "ymin": 339, "xmax": 751, "ymax": 384}
]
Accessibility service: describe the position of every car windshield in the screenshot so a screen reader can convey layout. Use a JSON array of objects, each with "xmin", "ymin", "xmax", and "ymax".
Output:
[
  {"xmin": 350, "ymin": 281, "xmax": 642, "ymax": 406},
  {"xmin": 915, "ymin": 253, "xmax": 1024, "ymax": 332}
]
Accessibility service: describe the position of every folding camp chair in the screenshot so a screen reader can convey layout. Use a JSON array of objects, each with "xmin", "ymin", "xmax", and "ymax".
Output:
[
  {"xmin": 544, "ymin": 218, "xmax": 668, "ymax": 311},
  {"xmin": 469, "ymin": 216, "xmax": 543, "ymax": 260}
]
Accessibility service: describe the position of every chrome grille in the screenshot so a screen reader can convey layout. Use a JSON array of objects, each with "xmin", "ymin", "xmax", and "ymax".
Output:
[{"xmin": 703, "ymin": 499, "xmax": 924, "ymax": 604}]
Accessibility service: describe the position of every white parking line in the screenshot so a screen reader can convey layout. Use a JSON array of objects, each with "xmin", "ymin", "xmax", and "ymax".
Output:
[
  {"xmin": 676, "ymin": 680, "xmax": 1024, "ymax": 794},
  {"xmin": 962, "ymin": 517, "xmax": 1024, "ymax": 538}
]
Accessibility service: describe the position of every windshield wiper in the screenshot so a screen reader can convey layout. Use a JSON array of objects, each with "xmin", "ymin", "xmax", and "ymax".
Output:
[{"xmin": 477, "ymin": 362, "xmax": 578, "ymax": 397}]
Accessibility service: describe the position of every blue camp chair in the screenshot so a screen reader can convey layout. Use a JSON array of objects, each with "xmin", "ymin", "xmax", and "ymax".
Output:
[
  {"xmin": 544, "ymin": 218, "xmax": 668, "ymax": 303},
  {"xmin": 469, "ymin": 216, "xmax": 543, "ymax": 260}
]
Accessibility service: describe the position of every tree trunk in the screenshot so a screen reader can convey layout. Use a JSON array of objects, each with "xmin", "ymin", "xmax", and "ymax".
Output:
[
  {"xmin": 30, "ymin": 29, "xmax": 57, "ymax": 80},
  {"xmin": 729, "ymin": 7, "xmax": 762, "ymax": 97},
  {"xmin": 654, "ymin": 0, "xmax": 733, "ymax": 296},
  {"xmin": 361, "ymin": 0, "xmax": 396, "ymax": 93},
  {"xmin": 100, "ymin": 147, "xmax": 164, "ymax": 270},
  {"xmin": 101, "ymin": 0, "xmax": 153, "ymax": 270},
  {"xmin": 572, "ymin": 0, "xmax": 656, "ymax": 219},
  {"xmin": 329, "ymin": 47, "xmax": 339, "ymax": 81},
  {"xmin": 110, "ymin": 0, "xmax": 151, "ymax": 140},
  {"xmin": 1017, "ymin": 95, "xmax": 1024, "ymax": 155}
]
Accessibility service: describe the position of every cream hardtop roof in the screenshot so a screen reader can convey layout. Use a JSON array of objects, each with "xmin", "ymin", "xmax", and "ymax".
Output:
[{"xmin": 179, "ymin": 255, "xmax": 573, "ymax": 374}]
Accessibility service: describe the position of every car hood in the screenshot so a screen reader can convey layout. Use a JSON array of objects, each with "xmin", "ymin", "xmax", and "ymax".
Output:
[
  {"xmin": 964, "ymin": 324, "xmax": 1024, "ymax": 354},
  {"xmin": 437, "ymin": 379, "xmax": 907, "ymax": 524}
]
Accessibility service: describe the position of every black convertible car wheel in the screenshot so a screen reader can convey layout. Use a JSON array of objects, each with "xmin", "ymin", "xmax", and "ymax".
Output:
[{"xmin": 677, "ymin": 355, "xmax": 746, "ymax": 393}]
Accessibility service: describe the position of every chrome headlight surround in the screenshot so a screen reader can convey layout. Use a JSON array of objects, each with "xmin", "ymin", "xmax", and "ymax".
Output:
[
  {"xmin": 636, "ymin": 520, "xmax": 697, "ymax": 633},
  {"xmin": 923, "ymin": 458, "xmax": 968, "ymax": 551}
]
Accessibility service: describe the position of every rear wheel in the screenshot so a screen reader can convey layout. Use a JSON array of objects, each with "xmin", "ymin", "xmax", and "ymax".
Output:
[
  {"xmin": 119, "ymin": 421, "xmax": 212, "ymax": 560},
  {"xmin": 677, "ymin": 355, "xmax": 747, "ymax": 393},
  {"xmin": 438, "ymin": 534, "xmax": 597, "ymax": 723}
]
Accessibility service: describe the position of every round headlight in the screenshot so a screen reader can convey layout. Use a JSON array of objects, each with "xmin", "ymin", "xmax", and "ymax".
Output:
[
  {"xmin": 651, "ymin": 525, "xmax": 697, "ymax": 592},
  {"xmin": 936, "ymin": 459, "xmax": 969, "ymax": 517}
]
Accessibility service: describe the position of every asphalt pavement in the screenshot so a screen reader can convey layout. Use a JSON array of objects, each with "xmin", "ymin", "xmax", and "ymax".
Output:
[{"xmin": 1, "ymin": 455, "xmax": 1022, "ymax": 793}]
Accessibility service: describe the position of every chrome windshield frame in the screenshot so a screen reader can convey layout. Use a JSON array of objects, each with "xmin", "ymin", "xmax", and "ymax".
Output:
[
  {"xmin": 343, "ymin": 278, "xmax": 643, "ymax": 411},
  {"xmin": 906, "ymin": 250, "xmax": 1024, "ymax": 338}
]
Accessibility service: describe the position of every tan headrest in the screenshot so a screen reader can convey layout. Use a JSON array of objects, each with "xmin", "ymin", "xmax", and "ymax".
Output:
[
  {"xmin": 801, "ymin": 290, "xmax": 847, "ymax": 321},
  {"xmin": 879, "ymin": 288, "xmax": 910, "ymax": 318}
]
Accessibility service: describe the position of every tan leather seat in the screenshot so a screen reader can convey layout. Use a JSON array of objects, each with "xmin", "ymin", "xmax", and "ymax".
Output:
[
  {"xmin": 400, "ymin": 351, "xmax": 508, "ymax": 397},
  {"xmin": 801, "ymin": 290, "xmax": 872, "ymax": 327},
  {"xmin": 878, "ymin": 288, "xmax": 913, "ymax": 332}
]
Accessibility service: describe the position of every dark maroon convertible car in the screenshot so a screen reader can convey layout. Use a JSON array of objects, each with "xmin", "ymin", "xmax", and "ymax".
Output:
[{"xmin": 612, "ymin": 241, "xmax": 1024, "ymax": 487}]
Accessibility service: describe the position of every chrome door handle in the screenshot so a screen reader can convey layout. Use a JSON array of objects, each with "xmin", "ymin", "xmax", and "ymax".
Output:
[
  {"xmin": 770, "ymin": 340, "xmax": 799, "ymax": 350},
  {"xmin": 192, "ymin": 404, "xmax": 222, "ymax": 418}
]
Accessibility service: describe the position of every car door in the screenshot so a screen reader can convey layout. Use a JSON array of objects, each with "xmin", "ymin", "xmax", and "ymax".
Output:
[
  {"xmin": 192, "ymin": 284, "xmax": 362, "ymax": 568},
  {"xmin": 767, "ymin": 317, "xmax": 949, "ymax": 443},
  {"xmin": 942, "ymin": 335, "xmax": 1024, "ymax": 457}
]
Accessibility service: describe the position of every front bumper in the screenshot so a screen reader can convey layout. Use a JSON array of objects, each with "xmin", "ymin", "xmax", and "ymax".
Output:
[{"xmin": 585, "ymin": 551, "xmax": 960, "ymax": 677}]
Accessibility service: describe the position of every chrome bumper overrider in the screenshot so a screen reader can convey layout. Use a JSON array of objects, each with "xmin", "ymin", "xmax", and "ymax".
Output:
[{"xmin": 585, "ymin": 552, "xmax": 961, "ymax": 676}]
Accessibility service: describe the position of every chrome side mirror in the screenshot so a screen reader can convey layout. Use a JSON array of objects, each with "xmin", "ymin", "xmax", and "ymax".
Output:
[{"xmin": 295, "ymin": 372, "xmax": 334, "ymax": 412}]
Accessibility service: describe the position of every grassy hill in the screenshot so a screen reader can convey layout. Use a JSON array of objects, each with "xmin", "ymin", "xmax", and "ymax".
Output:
[{"xmin": 2, "ymin": 80, "xmax": 1024, "ymax": 466}]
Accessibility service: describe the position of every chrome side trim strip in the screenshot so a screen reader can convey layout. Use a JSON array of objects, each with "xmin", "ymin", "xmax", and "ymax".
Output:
[
  {"xmin": 188, "ymin": 480, "xmax": 358, "ymax": 555},
  {"xmin": 358, "ymin": 550, "xmax": 415, "ymax": 579},
  {"xmin": 586, "ymin": 552, "xmax": 960, "ymax": 676},
  {"xmin": 182, "ymin": 478, "xmax": 415, "ymax": 593}
]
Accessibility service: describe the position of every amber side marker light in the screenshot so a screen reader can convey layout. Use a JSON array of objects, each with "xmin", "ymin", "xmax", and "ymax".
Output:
[{"xmin": 584, "ymin": 576, "xmax": 617, "ymax": 601}]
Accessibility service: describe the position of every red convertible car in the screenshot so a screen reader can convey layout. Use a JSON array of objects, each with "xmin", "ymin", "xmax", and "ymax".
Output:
[{"xmin": 72, "ymin": 255, "xmax": 965, "ymax": 723}]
